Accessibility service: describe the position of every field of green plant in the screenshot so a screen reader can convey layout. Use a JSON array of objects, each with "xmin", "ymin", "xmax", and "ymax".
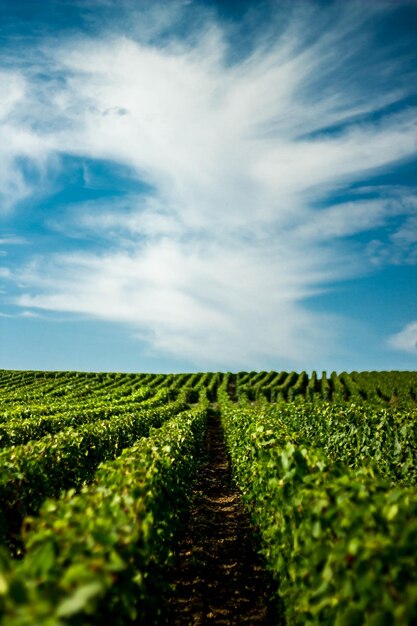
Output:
[{"xmin": 0, "ymin": 369, "xmax": 416, "ymax": 625}]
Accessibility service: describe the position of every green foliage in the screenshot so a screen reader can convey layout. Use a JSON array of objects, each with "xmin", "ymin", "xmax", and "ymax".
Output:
[
  {"xmin": 264, "ymin": 401, "xmax": 417, "ymax": 486},
  {"xmin": 0, "ymin": 394, "xmax": 209, "ymax": 625},
  {"xmin": 233, "ymin": 370, "xmax": 417, "ymax": 406},
  {"xmin": 0, "ymin": 396, "xmax": 188, "ymax": 552},
  {"xmin": 220, "ymin": 391, "xmax": 417, "ymax": 626},
  {"xmin": 0, "ymin": 388, "xmax": 172, "ymax": 447},
  {"xmin": 0, "ymin": 368, "xmax": 416, "ymax": 625}
]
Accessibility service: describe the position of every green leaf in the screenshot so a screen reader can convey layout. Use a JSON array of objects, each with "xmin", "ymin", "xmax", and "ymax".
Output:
[
  {"xmin": 56, "ymin": 582, "xmax": 103, "ymax": 617},
  {"xmin": 0, "ymin": 572, "xmax": 8, "ymax": 595},
  {"xmin": 386, "ymin": 504, "xmax": 398, "ymax": 521},
  {"xmin": 31, "ymin": 541, "xmax": 55, "ymax": 579},
  {"xmin": 348, "ymin": 537, "xmax": 361, "ymax": 556},
  {"xmin": 312, "ymin": 520, "xmax": 321, "ymax": 538}
]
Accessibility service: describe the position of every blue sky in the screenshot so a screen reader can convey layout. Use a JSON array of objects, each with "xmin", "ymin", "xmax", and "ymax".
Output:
[{"xmin": 0, "ymin": 0, "xmax": 416, "ymax": 373}]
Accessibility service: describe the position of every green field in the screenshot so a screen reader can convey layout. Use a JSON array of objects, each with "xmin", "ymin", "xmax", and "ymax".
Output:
[{"xmin": 0, "ymin": 370, "xmax": 416, "ymax": 625}]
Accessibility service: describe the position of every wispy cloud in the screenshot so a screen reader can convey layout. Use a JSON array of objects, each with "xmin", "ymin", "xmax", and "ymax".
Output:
[
  {"xmin": 0, "ymin": 70, "xmax": 53, "ymax": 211},
  {"xmin": 1, "ymin": 1, "xmax": 417, "ymax": 367},
  {"xmin": 0, "ymin": 235, "xmax": 28, "ymax": 245},
  {"xmin": 388, "ymin": 322, "xmax": 417, "ymax": 355},
  {"xmin": 19, "ymin": 310, "xmax": 42, "ymax": 318}
]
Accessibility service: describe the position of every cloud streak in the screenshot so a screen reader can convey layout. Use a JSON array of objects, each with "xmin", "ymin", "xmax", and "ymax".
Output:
[
  {"xmin": 388, "ymin": 322, "xmax": 417, "ymax": 355},
  {"xmin": 2, "ymin": 0, "xmax": 417, "ymax": 368}
]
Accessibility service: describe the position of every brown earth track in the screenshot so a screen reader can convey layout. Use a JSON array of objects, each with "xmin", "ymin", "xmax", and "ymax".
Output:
[{"xmin": 165, "ymin": 407, "xmax": 280, "ymax": 625}]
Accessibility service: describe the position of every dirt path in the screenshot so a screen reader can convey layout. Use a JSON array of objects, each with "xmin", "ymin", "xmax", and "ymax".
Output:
[{"xmin": 165, "ymin": 407, "xmax": 279, "ymax": 625}]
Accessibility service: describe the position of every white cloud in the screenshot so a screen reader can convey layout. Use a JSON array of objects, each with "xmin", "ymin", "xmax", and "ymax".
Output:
[
  {"xmin": 391, "ymin": 215, "xmax": 417, "ymax": 247},
  {"xmin": 16, "ymin": 236, "xmax": 339, "ymax": 367},
  {"xmin": 47, "ymin": 196, "xmax": 184, "ymax": 240},
  {"xmin": 365, "ymin": 194, "xmax": 417, "ymax": 265},
  {"xmin": 2, "ymin": 1, "xmax": 417, "ymax": 367},
  {"xmin": 40, "ymin": 30, "xmax": 416, "ymax": 235},
  {"xmin": 0, "ymin": 236, "xmax": 28, "ymax": 245},
  {"xmin": 19, "ymin": 310, "xmax": 42, "ymax": 318},
  {"xmin": 388, "ymin": 322, "xmax": 417, "ymax": 355},
  {"xmin": 0, "ymin": 71, "xmax": 26, "ymax": 120},
  {"xmin": 0, "ymin": 70, "xmax": 53, "ymax": 212}
]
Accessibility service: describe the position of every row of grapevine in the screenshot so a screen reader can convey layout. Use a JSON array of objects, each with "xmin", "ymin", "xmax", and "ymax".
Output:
[
  {"xmin": 233, "ymin": 370, "xmax": 417, "ymax": 404},
  {"xmin": 0, "ymin": 394, "xmax": 189, "ymax": 555},
  {"xmin": 273, "ymin": 401, "xmax": 417, "ymax": 486},
  {"xmin": 0, "ymin": 371, "xmax": 143, "ymax": 404},
  {"xmin": 0, "ymin": 387, "xmax": 162, "ymax": 424},
  {"xmin": 219, "ymin": 386, "xmax": 417, "ymax": 625},
  {"xmin": 0, "ymin": 388, "xmax": 174, "ymax": 447},
  {"xmin": 0, "ymin": 371, "xmax": 224, "ymax": 418},
  {"xmin": 0, "ymin": 393, "xmax": 209, "ymax": 625},
  {"xmin": 2, "ymin": 369, "xmax": 416, "ymax": 409},
  {"xmin": 0, "ymin": 368, "xmax": 416, "ymax": 625}
]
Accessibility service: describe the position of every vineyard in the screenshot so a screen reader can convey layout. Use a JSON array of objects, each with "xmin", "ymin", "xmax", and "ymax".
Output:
[{"xmin": 0, "ymin": 369, "xmax": 416, "ymax": 625}]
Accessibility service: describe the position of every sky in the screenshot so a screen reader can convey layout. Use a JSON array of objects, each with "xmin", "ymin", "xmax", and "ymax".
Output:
[{"xmin": 0, "ymin": 0, "xmax": 416, "ymax": 374}]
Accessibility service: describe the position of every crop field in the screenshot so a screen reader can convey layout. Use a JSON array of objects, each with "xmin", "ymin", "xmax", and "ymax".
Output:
[{"xmin": 0, "ymin": 369, "xmax": 416, "ymax": 625}]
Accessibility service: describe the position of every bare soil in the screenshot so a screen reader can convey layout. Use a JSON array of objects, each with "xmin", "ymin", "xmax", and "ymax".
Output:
[{"xmin": 165, "ymin": 407, "xmax": 280, "ymax": 625}]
